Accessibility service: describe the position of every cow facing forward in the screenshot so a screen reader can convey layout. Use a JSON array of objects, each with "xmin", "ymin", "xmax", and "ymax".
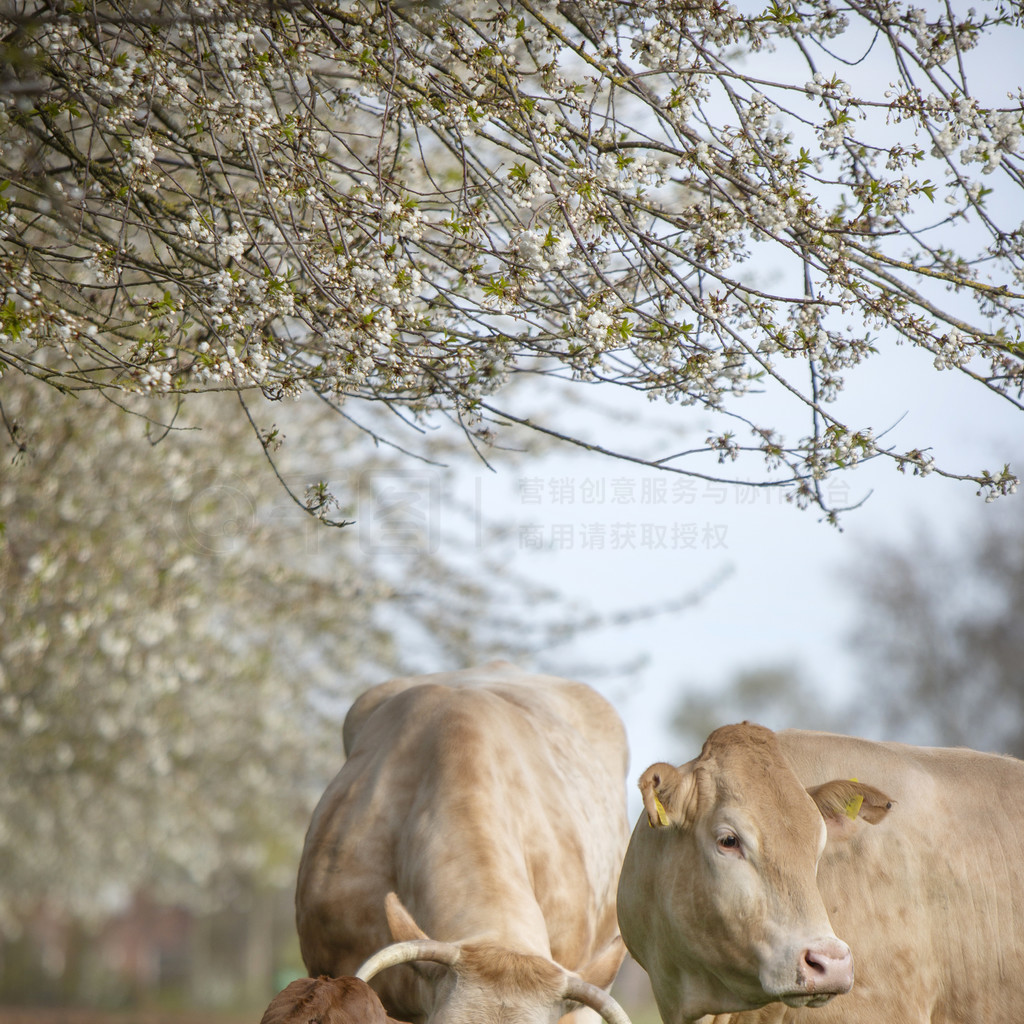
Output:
[
  {"xmin": 296, "ymin": 662, "xmax": 633, "ymax": 1024},
  {"xmin": 618, "ymin": 721, "xmax": 1024, "ymax": 1024}
]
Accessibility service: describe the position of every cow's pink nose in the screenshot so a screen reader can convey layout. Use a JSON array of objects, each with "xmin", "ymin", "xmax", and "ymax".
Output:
[{"xmin": 798, "ymin": 939, "xmax": 854, "ymax": 994}]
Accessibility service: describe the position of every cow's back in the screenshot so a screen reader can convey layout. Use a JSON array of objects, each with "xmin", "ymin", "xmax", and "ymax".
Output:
[
  {"xmin": 762, "ymin": 730, "xmax": 1024, "ymax": 1024},
  {"xmin": 340, "ymin": 660, "xmax": 624, "ymax": 759},
  {"xmin": 296, "ymin": 662, "xmax": 629, "ymax": 1017}
]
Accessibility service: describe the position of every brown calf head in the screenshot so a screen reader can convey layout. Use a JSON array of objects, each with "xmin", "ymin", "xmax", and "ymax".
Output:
[{"xmin": 260, "ymin": 974, "xmax": 409, "ymax": 1024}]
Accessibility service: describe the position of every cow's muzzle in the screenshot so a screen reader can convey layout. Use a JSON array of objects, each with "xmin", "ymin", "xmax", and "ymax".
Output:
[{"xmin": 791, "ymin": 937, "xmax": 854, "ymax": 1001}]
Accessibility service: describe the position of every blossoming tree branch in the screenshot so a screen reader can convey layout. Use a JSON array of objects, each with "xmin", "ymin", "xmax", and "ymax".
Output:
[{"xmin": 2, "ymin": 0, "xmax": 1022, "ymax": 518}]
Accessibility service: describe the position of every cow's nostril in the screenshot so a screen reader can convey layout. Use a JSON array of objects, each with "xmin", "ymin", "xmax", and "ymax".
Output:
[
  {"xmin": 803, "ymin": 949, "xmax": 827, "ymax": 975},
  {"xmin": 798, "ymin": 941, "xmax": 854, "ymax": 993}
]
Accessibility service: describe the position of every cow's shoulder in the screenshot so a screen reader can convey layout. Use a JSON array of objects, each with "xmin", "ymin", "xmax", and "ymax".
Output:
[
  {"xmin": 343, "ymin": 662, "xmax": 625, "ymax": 762},
  {"xmin": 342, "ymin": 674, "xmax": 435, "ymax": 756},
  {"xmin": 340, "ymin": 661, "xmax": 514, "ymax": 754},
  {"xmin": 486, "ymin": 674, "xmax": 628, "ymax": 766}
]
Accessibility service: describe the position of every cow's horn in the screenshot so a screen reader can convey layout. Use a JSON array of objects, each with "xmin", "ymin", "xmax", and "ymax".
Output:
[
  {"xmin": 356, "ymin": 939, "xmax": 462, "ymax": 981},
  {"xmin": 562, "ymin": 976, "xmax": 634, "ymax": 1024}
]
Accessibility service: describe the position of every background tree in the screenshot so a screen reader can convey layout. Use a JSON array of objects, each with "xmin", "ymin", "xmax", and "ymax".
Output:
[
  {"xmin": 665, "ymin": 497, "xmax": 1024, "ymax": 761},
  {"xmin": 845, "ymin": 501, "xmax": 1024, "ymax": 757},
  {"xmin": 2, "ymin": 0, "xmax": 1022, "ymax": 518},
  {"xmin": 668, "ymin": 663, "xmax": 847, "ymax": 755},
  {"xmin": 0, "ymin": 376, "xmax": 567, "ymax": 926}
]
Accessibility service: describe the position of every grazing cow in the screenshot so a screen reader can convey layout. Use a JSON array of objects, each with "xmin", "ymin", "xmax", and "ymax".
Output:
[
  {"xmin": 617, "ymin": 721, "xmax": 1024, "ymax": 1024},
  {"xmin": 296, "ymin": 661, "xmax": 633, "ymax": 1024},
  {"xmin": 259, "ymin": 975, "xmax": 408, "ymax": 1024}
]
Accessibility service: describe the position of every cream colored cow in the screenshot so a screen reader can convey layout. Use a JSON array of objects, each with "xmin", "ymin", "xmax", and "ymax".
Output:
[
  {"xmin": 296, "ymin": 661, "xmax": 633, "ymax": 1024},
  {"xmin": 618, "ymin": 721, "xmax": 1024, "ymax": 1024}
]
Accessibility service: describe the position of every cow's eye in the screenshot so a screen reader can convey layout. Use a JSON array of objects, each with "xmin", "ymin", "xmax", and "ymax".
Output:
[{"xmin": 717, "ymin": 833, "xmax": 741, "ymax": 854}]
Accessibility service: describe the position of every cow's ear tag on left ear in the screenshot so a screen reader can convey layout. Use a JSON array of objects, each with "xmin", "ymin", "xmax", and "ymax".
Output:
[
  {"xmin": 844, "ymin": 778, "xmax": 864, "ymax": 821},
  {"xmin": 653, "ymin": 793, "xmax": 669, "ymax": 827},
  {"xmin": 640, "ymin": 763, "xmax": 678, "ymax": 828}
]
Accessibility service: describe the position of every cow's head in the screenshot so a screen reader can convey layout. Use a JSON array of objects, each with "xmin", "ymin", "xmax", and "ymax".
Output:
[
  {"xmin": 616, "ymin": 722, "xmax": 892, "ymax": 1024},
  {"xmin": 356, "ymin": 893, "xmax": 632, "ymax": 1024},
  {"xmin": 260, "ymin": 974, "xmax": 408, "ymax": 1024}
]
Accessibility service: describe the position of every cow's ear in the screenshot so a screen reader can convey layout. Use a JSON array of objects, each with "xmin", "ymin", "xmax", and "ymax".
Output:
[
  {"xmin": 808, "ymin": 779, "xmax": 893, "ymax": 840},
  {"xmin": 385, "ymin": 891, "xmax": 430, "ymax": 942},
  {"xmin": 383, "ymin": 893, "xmax": 448, "ymax": 982},
  {"xmin": 638, "ymin": 762, "xmax": 697, "ymax": 828},
  {"xmin": 575, "ymin": 934, "xmax": 627, "ymax": 992}
]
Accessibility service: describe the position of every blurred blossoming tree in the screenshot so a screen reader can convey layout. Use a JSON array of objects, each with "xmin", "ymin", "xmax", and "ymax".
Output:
[
  {"xmin": 846, "ymin": 501, "xmax": 1024, "ymax": 758},
  {"xmin": 0, "ymin": 377, "xmax": 557, "ymax": 923},
  {"xmin": 1, "ymin": 0, "xmax": 1021, "ymax": 519}
]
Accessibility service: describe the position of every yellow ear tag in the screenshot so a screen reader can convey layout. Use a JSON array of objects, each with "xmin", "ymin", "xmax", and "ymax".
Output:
[
  {"xmin": 654, "ymin": 793, "xmax": 669, "ymax": 827},
  {"xmin": 843, "ymin": 779, "xmax": 863, "ymax": 821}
]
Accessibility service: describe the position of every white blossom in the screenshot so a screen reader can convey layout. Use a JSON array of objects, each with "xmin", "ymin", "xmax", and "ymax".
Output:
[{"xmin": 0, "ymin": 0, "xmax": 1019, "ymax": 544}]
